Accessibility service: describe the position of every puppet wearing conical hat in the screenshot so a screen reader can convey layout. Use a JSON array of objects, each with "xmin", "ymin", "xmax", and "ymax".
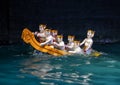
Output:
[
  {"xmin": 53, "ymin": 35, "xmax": 65, "ymax": 50},
  {"xmin": 40, "ymin": 29, "xmax": 54, "ymax": 46},
  {"xmin": 51, "ymin": 29, "xmax": 58, "ymax": 42},
  {"xmin": 65, "ymin": 35, "xmax": 75, "ymax": 51},
  {"xmin": 68, "ymin": 40, "xmax": 83, "ymax": 54},
  {"xmin": 80, "ymin": 29, "xmax": 95, "ymax": 54},
  {"xmin": 33, "ymin": 24, "xmax": 47, "ymax": 43}
]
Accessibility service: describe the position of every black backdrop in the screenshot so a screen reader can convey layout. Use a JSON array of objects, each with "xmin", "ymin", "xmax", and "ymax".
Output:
[{"xmin": 0, "ymin": 0, "xmax": 120, "ymax": 44}]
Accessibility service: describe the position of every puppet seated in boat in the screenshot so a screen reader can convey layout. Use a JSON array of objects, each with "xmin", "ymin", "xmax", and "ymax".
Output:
[
  {"xmin": 68, "ymin": 40, "xmax": 83, "ymax": 54},
  {"xmin": 33, "ymin": 24, "xmax": 46, "ymax": 43},
  {"xmin": 51, "ymin": 29, "xmax": 58, "ymax": 42},
  {"xmin": 80, "ymin": 29, "xmax": 95, "ymax": 55},
  {"xmin": 65, "ymin": 35, "xmax": 75, "ymax": 52},
  {"xmin": 53, "ymin": 35, "xmax": 65, "ymax": 50},
  {"xmin": 40, "ymin": 29, "xmax": 54, "ymax": 47}
]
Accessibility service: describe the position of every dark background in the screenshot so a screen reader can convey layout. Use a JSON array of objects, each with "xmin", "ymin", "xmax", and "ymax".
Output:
[{"xmin": 0, "ymin": 0, "xmax": 120, "ymax": 45}]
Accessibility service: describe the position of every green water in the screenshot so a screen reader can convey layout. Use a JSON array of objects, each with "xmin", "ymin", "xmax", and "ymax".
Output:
[{"xmin": 0, "ymin": 43, "xmax": 120, "ymax": 85}]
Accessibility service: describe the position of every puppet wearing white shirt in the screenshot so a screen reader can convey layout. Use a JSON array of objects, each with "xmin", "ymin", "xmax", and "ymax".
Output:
[
  {"xmin": 51, "ymin": 30, "xmax": 58, "ymax": 42},
  {"xmin": 53, "ymin": 35, "xmax": 65, "ymax": 50},
  {"xmin": 80, "ymin": 30, "xmax": 95, "ymax": 54},
  {"xmin": 40, "ymin": 29, "xmax": 54, "ymax": 46},
  {"xmin": 34, "ymin": 24, "xmax": 46, "ymax": 42},
  {"xmin": 68, "ymin": 40, "xmax": 83, "ymax": 54},
  {"xmin": 65, "ymin": 35, "xmax": 75, "ymax": 51}
]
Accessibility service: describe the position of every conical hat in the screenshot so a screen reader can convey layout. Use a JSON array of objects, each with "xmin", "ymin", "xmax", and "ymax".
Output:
[
  {"xmin": 57, "ymin": 35, "xmax": 63, "ymax": 39},
  {"xmin": 68, "ymin": 35, "xmax": 75, "ymax": 39}
]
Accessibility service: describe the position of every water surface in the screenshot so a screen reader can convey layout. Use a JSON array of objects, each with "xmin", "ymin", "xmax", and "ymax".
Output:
[{"xmin": 0, "ymin": 43, "xmax": 120, "ymax": 85}]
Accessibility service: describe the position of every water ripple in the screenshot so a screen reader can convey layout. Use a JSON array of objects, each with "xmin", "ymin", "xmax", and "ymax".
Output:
[{"xmin": 19, "ymin": 51, "xmax": 120, "ymax": 85}]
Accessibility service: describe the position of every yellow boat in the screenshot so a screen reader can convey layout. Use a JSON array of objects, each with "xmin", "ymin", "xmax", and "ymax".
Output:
[{"xmin": 21, "ymin": 28, "xmax": 101, "ymax": 57}]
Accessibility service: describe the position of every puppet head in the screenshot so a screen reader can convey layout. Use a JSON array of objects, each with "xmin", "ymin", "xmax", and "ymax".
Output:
[
  {"xmin": 57, "ymin": 35, "xmax": 63, "ymax": 42},
  {"xmin": 74, "ymin": 40, "xmax": 80, "ymax": 47},
  {"xmin": 68, "ymin": 35, "xmax": 75, "ymax": 42},
  {"xmin": 39, "ymin": 24, "xmax": 46, "ymax": 32},
  {"xmin": 87, "ymin": 30, "xmax": 95, "ymax": 38},
  {"xmin": 45, "ymin": 29, "xmax": 51, "ymax": 36},
  {"xmin": 51, "ymin": 30, "xmax": 58, "ymax": 36}
]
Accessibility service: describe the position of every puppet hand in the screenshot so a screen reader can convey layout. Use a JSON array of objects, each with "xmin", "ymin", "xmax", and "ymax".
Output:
[
  {"xmin": 40, "ymin": 43, "xmax": 44, "ymax": 46},
  {"xmin": 53, "ymin": 42, "xmax": 56, "ymax": 45},
  {"xmin": 34, "ymin": 32, "xmax": 38, "ymax": 35}
]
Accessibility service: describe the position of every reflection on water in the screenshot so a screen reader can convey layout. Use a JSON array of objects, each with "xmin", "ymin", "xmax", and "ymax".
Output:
[
  {"xmin": 20, "ymin": 53, "xmax": 53, "ymax": 78},
  {"xmin": 20, "ymin": 53, "xmax": 96, "ymax": 85},
  {"xmin": 19, "ymin": 53, "xmax": 100, "ymax": 85},
  {"xmin": 19, "ymin": 51, "xmax": 120, "ymax": 85}
]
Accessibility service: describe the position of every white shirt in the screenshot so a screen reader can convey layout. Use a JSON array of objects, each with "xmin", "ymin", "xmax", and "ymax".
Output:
[
  {"xmin": 66, "ymin": 42, "xmax": 74, "ymax": 51},
  {"xmin": 40, "ymin": 35, "xmax": 54, "ymax": 46},
  {"xmin": 68, "ymin": 46, "xmax": 83, "ymax": 54},
  {"xmin": 54, "ymin": 41, "xmax": 65, "ymax": 50},
  {"xmin": 37, "ymin": 32, "xmax": 46, "ymax": 38}
]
